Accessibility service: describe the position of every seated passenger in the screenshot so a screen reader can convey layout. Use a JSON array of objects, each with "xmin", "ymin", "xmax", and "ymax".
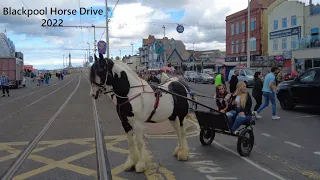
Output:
[
  {"xmin": 147, "ymin": 72, "xmax": 160, "ymax": 84},
  {"xmin": 215, "ymin": 84, "xmax": 232, "ymax": 113},
  {"xmin": 226, "ymin": 82, "xmax": 253, "ymax": 134}
]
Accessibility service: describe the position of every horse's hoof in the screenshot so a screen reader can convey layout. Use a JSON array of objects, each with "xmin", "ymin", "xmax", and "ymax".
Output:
[
  {"xmin": 173, "ymin": 147, "xmax": 180, "ymax": 157},
  {"xmin": 177, "ymin": 148, "xmax": 189, "ymax": 161},
  {"xmin": 124, "ymin": 159, "xmax": 135, "ymax": 171},
  {"xmin": 135, "ymin": 161, "xmax": 147, "ymax": 173}
]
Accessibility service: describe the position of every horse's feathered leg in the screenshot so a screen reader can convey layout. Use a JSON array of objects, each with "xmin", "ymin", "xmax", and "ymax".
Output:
[
  {"xmin": 169, "ymin": 118, "xmax": 182, "ymax": 156},
  {"xmin": 132, "ymin": 119, "xmax": 148, "ymax": 173},
  {"xmin": 123, "ymin": 130, "xmax": 138, "ymax": 171},
  {"xmin": 177, "ymin": 117, "xmax": 189, "ymax": 161}
]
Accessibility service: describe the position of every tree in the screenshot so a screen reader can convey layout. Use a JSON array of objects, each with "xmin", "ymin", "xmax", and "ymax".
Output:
[
  {"xmin": 111, "ymin": 57, "xmax": 114, "ymax": 60},
  {"xmin": 115, "ymin": 56, "xmax": 120, "ymax": 60}
]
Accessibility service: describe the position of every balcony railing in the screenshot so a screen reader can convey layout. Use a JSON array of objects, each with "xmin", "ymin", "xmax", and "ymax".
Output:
[{"xmin": 297, "ymin": 35, "xmax": 320, "ymax": 50}]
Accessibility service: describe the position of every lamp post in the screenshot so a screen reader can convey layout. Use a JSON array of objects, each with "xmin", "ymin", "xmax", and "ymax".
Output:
[
  {"xmin": 119, "ymin": 50, "xmax": 121, "ymax": 59},
  {"xmin": 87, "ymin": 42, "xmax": 90, "ymax": 58},
  {"xmin": 131, "ymin": 43, "xmax": 133, "ymax": 56},
  {"xmin": 247, "ymin": 0, "xmax": 251, "ymax": 68}
]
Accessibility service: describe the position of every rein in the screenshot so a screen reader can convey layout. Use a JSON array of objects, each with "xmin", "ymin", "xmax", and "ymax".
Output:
[{"xmin": 103, "ymin": 84, "xmax": 148, "ymax": 94}]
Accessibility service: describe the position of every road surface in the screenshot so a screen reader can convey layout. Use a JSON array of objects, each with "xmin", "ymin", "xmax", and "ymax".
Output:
[{"xmin": 0, "ymin": 73, "xmax": 318, "ymax": 180}]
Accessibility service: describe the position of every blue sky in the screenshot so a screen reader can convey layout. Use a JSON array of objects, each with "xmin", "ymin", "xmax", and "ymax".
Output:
[
  {"xmin": 2, "ymin": 5, "xmax": 191, "ymax": 70},
  {"xmin": 2, "ymin": 0, "xmax": 281, "ymax": 70}
]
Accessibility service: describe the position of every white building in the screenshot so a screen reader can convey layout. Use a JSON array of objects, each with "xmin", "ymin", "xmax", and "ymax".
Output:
[
  {"xmin": 291, "ymin": 2, "xmax": 320, "ymax": 72},
  {"xmin": 268, "ymin": 1, "xmax": 306, "ymax": 57}
]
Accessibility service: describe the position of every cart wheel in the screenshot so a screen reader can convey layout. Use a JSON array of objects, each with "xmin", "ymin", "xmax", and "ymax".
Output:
[
  {"xmin": 237, "ymin": 129, "xmax": 254, "ymax": 156},
  {"xmin": 200, "ymin": 128, "xmax": 215, "ymax": 145}
]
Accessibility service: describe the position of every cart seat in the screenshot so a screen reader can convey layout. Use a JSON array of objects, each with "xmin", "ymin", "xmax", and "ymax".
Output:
[
  {"xmin": 194, "ymin": 110, "xmax": 231, "ymax": 131},
  {"xmin": 194, "ymin": 110, "xmax": 255, "ymax": 131}
]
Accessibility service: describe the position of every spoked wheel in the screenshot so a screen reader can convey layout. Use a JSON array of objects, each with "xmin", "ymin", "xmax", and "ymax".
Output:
[
  {"xmin": 237, "ymin": 129, "xmax": 254, "ymax": 156},
  {"xmin": 200, "ymin": 128, "xmax": 215, "ymax": 145}
]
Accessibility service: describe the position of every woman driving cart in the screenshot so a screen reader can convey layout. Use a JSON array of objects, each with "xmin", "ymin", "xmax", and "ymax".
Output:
[{"xmin": 226, "ymin": 82, "xmax": 254, "ymax": 134}]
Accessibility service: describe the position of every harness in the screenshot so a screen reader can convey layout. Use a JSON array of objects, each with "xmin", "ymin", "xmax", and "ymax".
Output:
[{"xmin": 105, "ymin": 80, "xmax": 162, "ymax": 123}]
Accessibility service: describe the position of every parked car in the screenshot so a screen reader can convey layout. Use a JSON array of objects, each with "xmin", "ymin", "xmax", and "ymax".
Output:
[
  {"xmin": 276, "ymin": 67, "xmax": 320, "ymax": 110},
  {"xmin": 228, "ymin": 68, "xmax": 256, "ymax": 87},
  {"xmin": 184, "ymin": 71, "xmax": 197, "ymax": 82},
  {"xmin": 194, "ymin": 73, "xmax": 214, "ymax": 84}
]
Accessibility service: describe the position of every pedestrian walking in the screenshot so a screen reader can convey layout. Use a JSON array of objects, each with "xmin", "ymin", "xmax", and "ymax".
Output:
[
  {"xmin": 215, "ymin": 66, "xmax": 226, "ymax": 87},
  {"xmin": 60, "ymin": 72, "xmax": 64, "ymax": 80},
  {"xmin": 1, "ymin": 72, "xmax": 10, "ymax": 97},
  {"xmin": 253, "ymin": 67, "xmax": 280, "ymax": 120},
  {"xmin": 252, "ymin": 71, "xmax": 263, "ymax": 111},
  {"xmin": 229, "ymin": 70, "xmax": 239, "ymax": 93}
]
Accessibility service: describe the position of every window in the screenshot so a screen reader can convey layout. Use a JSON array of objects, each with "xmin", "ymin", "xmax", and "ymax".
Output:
[
  {"xmin": 236, "ymin": 23, "xmax": 239, "ymax": 34},
  {"xmin": 273, "ymin": 20, "xmax": 278, "ymax": 30},
  {"xmin": 291, "ymin": 37, "xmax": 298, "ymax": 49},
  {"xmin": 291, "ymin": 16, "xmax": 297, "ymax": 26},
  {"xmin": 231, "ymin": 41, "xmax": 234, "ymax": 54},
  {"xmin": 282, "ymin": 38, "xmax": 287, "ymax": 50},
  {"xmin": 282, "ymin": 17, "xmax": 287, "ymax": 28},
  {"xmin": 241, "ymin": 39, "xmax": 245, "ymax": 52},
  {"xmin": 300, "ymin": 70, "xmax": 316, "ymax": 83},
  {"xmin": 236, "ymin": 40, "xmax": 239, "ymax": 53},
  {"xmin": 273, "ymin": 39, "xmax": 278, "ymax": 51},
  {"xmin": 250, "ymin": 37, "xmax": 256, "ymax": 51},
  {"xmin": 251, "ymin": 17, "xmax": 256, "ymax": 30},
  {"xmin": 242, "ymin": 21, "xmax": 245, "ymax": 33},
  {"xmin": 231, "ymin": 24, "xmax": 234, "ymax": 35}
]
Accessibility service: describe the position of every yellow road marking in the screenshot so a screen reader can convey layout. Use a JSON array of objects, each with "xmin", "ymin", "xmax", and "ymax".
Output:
[{"xmin": 1, "ymin": 134, "xmax": 176, "ymax": 179}]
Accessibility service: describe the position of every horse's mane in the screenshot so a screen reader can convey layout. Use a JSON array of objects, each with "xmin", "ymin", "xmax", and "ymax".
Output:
[{"xmin": 113, "ymin": 60, "xmax": 142, "ymax": 80}]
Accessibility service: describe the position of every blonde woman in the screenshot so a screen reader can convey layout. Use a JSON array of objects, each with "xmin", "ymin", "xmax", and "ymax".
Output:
[{"xmin": 226, "ymin": 82, "xmax": 253, "ymax": 134}]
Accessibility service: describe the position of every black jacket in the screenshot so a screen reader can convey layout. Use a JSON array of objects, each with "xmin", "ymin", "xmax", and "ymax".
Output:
[
  {"xmin": 252, "ymin": 78, "xmax": 263, "ymax": 97},
  {"xmin": 231, "ymin": 92, "xmax": 252, "ymax": 116},
  {"xmin": 148, "ymin": 76, "xmax": 160, "ymax": 83},
  {"xmin": 229, "ymin": 75, "xmax": 238, "ymax": 93},
  {"xmin": 216, "ymin": 93, "xmax": 232, "ymax": 111}
]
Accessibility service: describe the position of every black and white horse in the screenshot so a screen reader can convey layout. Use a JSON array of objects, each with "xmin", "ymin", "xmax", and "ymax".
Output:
[{"xmin": 90, "ymin": 53, "xmax": 190, "ymax": 172}]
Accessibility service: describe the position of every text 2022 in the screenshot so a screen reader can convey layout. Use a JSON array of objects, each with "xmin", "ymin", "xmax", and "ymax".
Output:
[{"xmin": 41, "ymin": 19, "xmax": 63, "ymax": 27}]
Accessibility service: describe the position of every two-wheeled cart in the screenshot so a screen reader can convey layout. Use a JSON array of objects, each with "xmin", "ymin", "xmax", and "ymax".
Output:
[{"xmin": 157, "ymin": 86, "xmax": 255, "ymax": 157}]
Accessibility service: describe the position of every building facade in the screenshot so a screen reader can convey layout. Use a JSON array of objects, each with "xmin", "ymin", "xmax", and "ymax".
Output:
[
  {"xmin": 0, "ymin": 33, "xmax": 16, "ymax": 57},
  {"xmin": 291, "ymin": 0, "xmax": 320, "ymax": 72},
  {"xmin": 267, "ymin": 0, "xmax": 305, "ymax": 72},
  {"xmin": 225, "ymin": 0, "xmax": 275, "ymax": 65}
]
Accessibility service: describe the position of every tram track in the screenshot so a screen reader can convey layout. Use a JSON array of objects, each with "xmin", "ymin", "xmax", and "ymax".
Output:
[
  {"xmin": 84, "ymin": 74, "xmax": 113, "ymax": 180},
  {"xmin": 0, "ymin": 75, "xmax": 81, "ymax": 180},
  {"xmin": 0, "ymin": 76, "xmax": 76, "ymax": 124}
]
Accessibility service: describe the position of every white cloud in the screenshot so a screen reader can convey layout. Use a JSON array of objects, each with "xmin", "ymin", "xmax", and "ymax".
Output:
[{"xmin": 1, "ymin": 0, "xmax": 270, "ymax": 69}]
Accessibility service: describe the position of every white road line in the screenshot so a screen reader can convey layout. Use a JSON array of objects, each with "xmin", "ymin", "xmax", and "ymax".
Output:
[
  {"xmin": 1, "ymin": 75, "xmax": 81, "ymax": 180},
  {"xmin": 292, "ymin": 115, "xmax": 318, "ymax": 119},
  {"xmin": 0, "ymin": 76, "xmax": 76, "ymax": 124},
  {"xmin": 313, "ymin": 152, "xmax": 320, "ymax": 156},
  {"xmin": 260, "ymin": 133, "xmax": 272, "ymax": 138},
  {"xmin": 0, "ymin": 81, "xmax": 62, "ymax": 106},
  {"xmin": 213, "ymin": 141, "xmax": 286, "ymax": 180},
  {"xmin": 284, "ymin": 141, "xmax": 303, "ymax": 148}
]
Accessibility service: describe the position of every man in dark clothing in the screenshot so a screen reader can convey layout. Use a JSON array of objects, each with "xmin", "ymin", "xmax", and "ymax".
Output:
[{"xmin": 229, "ymin": 70, "xmax": 239, "ymax": 93}]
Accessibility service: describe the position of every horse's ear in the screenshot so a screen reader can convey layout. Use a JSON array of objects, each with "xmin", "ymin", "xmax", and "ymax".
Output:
[
  {"xmin": 94, "ymin": 54, "xmax": 98, "ymax": 62},
  {"xmin": 99, "ymin": 53, "xmax": 104, "ymax": 61}
]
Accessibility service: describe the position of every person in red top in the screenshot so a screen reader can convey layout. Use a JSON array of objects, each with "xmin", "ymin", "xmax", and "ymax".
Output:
[{"xmin": 291, "ymin": 70, "xmax": 297, "ymax": 79}]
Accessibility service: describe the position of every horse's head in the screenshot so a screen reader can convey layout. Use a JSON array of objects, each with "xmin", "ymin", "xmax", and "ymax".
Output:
[{"xmin": 89, "ymin": 53, "xmax": 114, "ymax": 99}]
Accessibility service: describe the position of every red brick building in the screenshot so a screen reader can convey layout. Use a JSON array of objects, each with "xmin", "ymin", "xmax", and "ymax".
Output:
[{"xmin": 225, "ymin": 0, "xmax": 275, "ymax": 63}]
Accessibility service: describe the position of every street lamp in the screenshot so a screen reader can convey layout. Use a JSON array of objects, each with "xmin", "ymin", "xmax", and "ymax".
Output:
[
  {"xmin": 131, "ymin": 43, "xmax": 133, "ymax": 56},
  {"xmin": 119, "ymin": 50, "xmax": 121, "ymax": 59},
  {"xmin": 247, "ymin": 0, "xmax": 251, "ymax": 68}
]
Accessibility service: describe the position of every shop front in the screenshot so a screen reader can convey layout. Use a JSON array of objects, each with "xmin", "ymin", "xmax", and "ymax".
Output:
[{"xmin": 292, "ymin": 48, "xmax": 320, "ymax": 72}]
